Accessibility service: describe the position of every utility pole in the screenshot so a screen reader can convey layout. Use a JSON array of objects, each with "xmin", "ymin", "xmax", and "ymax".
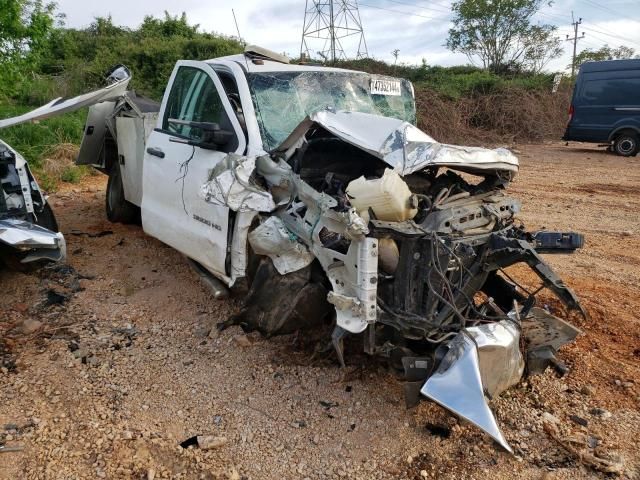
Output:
[
  {"xmin": 566, "ymin": 13, "xmax": 585, "ymax": 77},
  {"xmin": 391, "ymin": 49, "xmax": 400, "ymax": 73}
]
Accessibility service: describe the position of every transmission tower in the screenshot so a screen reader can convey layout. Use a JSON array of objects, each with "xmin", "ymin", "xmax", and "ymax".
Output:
[{"xmin": 300, "ymin": 0, "xmax": 369, "ymax": 62}]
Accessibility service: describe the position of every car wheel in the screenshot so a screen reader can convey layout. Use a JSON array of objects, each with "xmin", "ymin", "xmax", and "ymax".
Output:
[
  {"xmin": 106, "ymin": 163, "xmax": 139, "ymax": 224},
  {"xmin": 613, "ymin": 131, "xmax": 639, "ymax": 157}
]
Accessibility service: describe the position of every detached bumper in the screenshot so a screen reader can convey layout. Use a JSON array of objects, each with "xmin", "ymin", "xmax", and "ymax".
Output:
[{"xmin": 0, "ymin": 218, "xmax": 66, "ymax": 263}]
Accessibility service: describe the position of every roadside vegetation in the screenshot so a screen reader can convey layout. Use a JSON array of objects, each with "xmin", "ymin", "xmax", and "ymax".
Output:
[{"xmin": 0, "ymin": 1, "xmax": 636, "ymax": 190}]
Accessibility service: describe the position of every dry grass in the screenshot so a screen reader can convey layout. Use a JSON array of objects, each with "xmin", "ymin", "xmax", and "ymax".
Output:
[
  {"xmin": 415, "ymin": 85, "xmax": 572, "ymax": 146},
  {"xmin": 34, "ymin": 143, "xmax": 91, "ymax": 191},
  {"xmin": 39, "ymin": 143, "xmax": 79, "ymax": 176}
]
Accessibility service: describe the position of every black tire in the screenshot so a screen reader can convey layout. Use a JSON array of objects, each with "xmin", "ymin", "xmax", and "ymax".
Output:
[
  {"xmin": 106, "ymin": 163, "xmax": 139, "ymax": 224},
  {"xmin": 613, "ymin": 131, "xmax": 639, "ymax": 157}
]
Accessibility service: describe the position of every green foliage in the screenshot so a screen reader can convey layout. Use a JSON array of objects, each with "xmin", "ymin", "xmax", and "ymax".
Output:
[
  {"xmin": 572, "ymin": 45, "xmax": 638, "ymax": 71},
  {"xmin": 335, "ymin": 57, "xmax": 554, "ymax": 99},
  {"xmin": 446, "ymin": 0, "xmax": 563, "ymax": 73},
  {"xmin": 59, "ymin": 164, "xmax": 81, "ymax": 183},
  {"xmin": 35, "ymin": 13, "xmax": 244, "ymax": 99},
  {"xmin": 0, "ymin": 103, "xmax": 83, "ymax": 165},
  {"xmin": 0, "ymin": 0, "xmax": 58, "ymax": 94}
]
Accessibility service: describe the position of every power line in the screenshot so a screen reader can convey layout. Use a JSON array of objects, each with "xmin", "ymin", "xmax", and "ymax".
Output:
[
  {"xmin": 358, "ymin": 2, "xmax": 445, "ymax": 20},
  {"xmin": 582, "ymin": 25, "xmax": 640, "ymax": 47},
  {"xmin": 381, "ymin": 0, "xmax": 451, "ymax": 15},
  {"xmin": 579, "ymin": 0, "xmax": 621, "ymax": 17}
]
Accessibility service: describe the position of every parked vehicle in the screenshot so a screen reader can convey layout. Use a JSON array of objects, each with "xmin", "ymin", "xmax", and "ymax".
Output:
[
  {"xmin": 0, "ymin": 46, "xmax": 585, "ymax": 452},
  {"xmin": 563, "ymin": 59, "xmax": 640, "ymax": 156}
]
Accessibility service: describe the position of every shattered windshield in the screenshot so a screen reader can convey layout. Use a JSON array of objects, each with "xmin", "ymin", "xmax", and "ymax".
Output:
[{"xmin": 247, "ymin": 71, "xmax": 416, "ymax": 151}]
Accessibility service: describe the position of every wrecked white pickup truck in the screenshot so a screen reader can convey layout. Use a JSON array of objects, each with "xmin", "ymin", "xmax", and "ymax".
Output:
[
  {"xmin": 1, "ymin": 46, "xmax": 586, "ymax": 452},
  {"xmin": 0, "ymin": 139, "xmax": 65, "ymax": 267}
]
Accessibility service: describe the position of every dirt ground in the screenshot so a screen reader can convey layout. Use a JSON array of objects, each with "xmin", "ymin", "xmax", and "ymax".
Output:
[{"xmin": 1, "ymin": 142, "xmax": 639, "ymax": 480}]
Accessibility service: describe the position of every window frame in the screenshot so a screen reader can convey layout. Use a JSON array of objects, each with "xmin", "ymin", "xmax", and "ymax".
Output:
[{"xmin": 156, "ymin": 61, "xmax": 246, "ymax": 154}]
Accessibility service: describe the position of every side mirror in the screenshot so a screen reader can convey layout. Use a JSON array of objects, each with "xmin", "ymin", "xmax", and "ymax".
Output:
[{"xmin": 167, "ymin": 119, "xmax": 234, "ymax": 149}]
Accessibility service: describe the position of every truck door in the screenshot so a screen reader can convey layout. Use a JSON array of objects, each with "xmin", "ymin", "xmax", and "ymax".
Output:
[{"xmin": 141, "ymin": 61, "xmax": 246, "ymax": 279}]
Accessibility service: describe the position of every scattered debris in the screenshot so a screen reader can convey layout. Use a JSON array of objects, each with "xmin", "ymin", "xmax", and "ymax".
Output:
[
  {"xmin": 569, "ymin": 414, "xmax": 588, "ymax": 427},
  {"xmin": 68, "ymin": 229, "xmax": 113, "ymax": 238},
  {"xmin": 180, "ymin": 435, "xmax": 228, "ymax": 450},
  {"xmin": 45, "ymin": 289, "xmax": 68, "ymax": 306},
  {"xmin": 232, "ymin": 334, "xmax": 252, "ymax": 348},
  {"xmin": 424, "ymin": 423, "xmax": 451, "ymax": 439},
  {"xmin": 19, "ymin": 319, "xmax": 42, "ymax": 335},
  {"xmin": 589, "ymin": 408, "xmax": 612, "ymax": 419},
  {"xmin": 0, "ymin": 445, "xmax": 25, "ymax": 453}
]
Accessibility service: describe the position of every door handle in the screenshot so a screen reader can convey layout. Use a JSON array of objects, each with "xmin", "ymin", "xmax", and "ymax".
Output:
[{"xmin": 146, "ymin": 147, "xmax": 165, "ymax": 158}]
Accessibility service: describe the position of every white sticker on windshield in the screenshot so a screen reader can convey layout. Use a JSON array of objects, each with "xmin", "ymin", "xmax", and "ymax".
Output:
[{"xmin": 370, "ymin": 78, "xmax": 401, "ymax": 96}]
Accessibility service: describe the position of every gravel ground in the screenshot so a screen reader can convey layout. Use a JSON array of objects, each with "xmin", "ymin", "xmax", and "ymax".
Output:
[{"xmin": 1, "ymin": 142, "xmax": 639, "ymax": 480}]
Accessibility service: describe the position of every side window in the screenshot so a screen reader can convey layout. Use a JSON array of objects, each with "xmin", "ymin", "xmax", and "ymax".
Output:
[
  {"xmin": 162, "ymin": 66, "xmax": 238, "ymax": 151},
  {"xmin": 582, "ymin": 77, "xmax": 640, "ymax": 105}
]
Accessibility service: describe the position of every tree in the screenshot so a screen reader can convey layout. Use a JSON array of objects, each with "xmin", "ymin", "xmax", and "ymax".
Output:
[
  {"xmin": 139, "ymin": 12, "xmax": 199, "ymax": 39},
  {"xmin": 0, "ymin": 0, "xmax": 58, "ymax": 63},
  {"xmin": 446, "ymin": 0, "xmax": 562, "ymax": 73},
  {"xmin": 522, "ymin": 25, "xmax": 563, "ymax": 74},
  {"xmin": 571, "ymin": 44, "xmax": 638, "ymax": 71}
]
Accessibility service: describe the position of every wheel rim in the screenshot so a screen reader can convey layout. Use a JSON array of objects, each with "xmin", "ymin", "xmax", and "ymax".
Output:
[{"xmin": 618, "ymin": 138, "xmax": 636, "ymax": 155}]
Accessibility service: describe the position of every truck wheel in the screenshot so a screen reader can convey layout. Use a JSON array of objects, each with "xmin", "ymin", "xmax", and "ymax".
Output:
[
  {"xmin": 106, "ymin": 163, "xmax": 139, "ymax": 224},
  {"xmin": 613, "ymin": 131, "xmax": 639, "ymax": 157}
]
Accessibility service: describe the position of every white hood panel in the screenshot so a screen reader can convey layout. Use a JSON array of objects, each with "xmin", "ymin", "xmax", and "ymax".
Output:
[{"xmin": 277, "ymin": 110, "xmax": 519, "ymax": 176}]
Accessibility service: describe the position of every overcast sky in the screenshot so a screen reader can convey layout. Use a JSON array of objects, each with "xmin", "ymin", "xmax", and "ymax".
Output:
[{"xmin": 55, "ymin": 0, "xmax": 640, "ymax": 73}]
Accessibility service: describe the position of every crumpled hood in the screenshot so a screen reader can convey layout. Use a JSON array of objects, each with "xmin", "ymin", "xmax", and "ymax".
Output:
[{"xmin": 275, "ymin": 110, "xmax": 519, "ymax": 176}]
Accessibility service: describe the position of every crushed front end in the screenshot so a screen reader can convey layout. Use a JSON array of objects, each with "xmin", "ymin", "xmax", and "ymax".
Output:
[
  {"xmin": 0, "ymin": 139, "xmax": 65, "ymax": 267},
  {"xmin": 208, "ymin": 110, "xmax": 584, "ymax": 452}
]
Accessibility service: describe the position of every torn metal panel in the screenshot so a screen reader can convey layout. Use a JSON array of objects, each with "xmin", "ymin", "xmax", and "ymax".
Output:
[
  {"xmin": 466, "ymin": 320, "xmax": 524, "ymax": 398},
  {"xmin": 248, "ymin": 216, "xmax": 314, "ymax": 275},
  {"xmin": 421, "ymin": 331, "xmax": 513, "ymax": 453},
  {"xmin": 0, "ymin": 66, "xmax": 131, "ymax": 130},
  {"xmin": 201, "ymin": 154, "xmax": 276, "ymax": 212},
  {"xmin": 522, "ymin": 307, "xmax": 582, "ymax": 375},
  {"xmin": 0, "ymin": 219, "xmax": 66, "ymax": 263},
  {"xmin": 274, "ymin": 110, "xmax": 519, "ymax": 176}
]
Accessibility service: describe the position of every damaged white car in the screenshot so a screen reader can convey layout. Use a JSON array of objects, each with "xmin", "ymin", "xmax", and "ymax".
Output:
[
  {"xmin": 0, "ymin": 139, "xmax": 65, "ymax": 267},
  {"xmin": 1, "ymin": 47, "xmax": 586, "ymax": 452}
]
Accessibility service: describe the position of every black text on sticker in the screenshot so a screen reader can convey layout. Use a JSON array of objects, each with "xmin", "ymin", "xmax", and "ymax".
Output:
[{"xmin": 371, "ymin": 78, "xmax": 401, "ymax": 96}]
